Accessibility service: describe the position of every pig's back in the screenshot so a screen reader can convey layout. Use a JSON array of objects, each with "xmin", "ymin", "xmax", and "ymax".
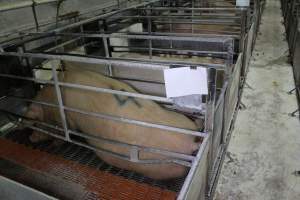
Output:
[{"xmin": 60, "ymin": 69, "xmax": 200, "ymax": 179}]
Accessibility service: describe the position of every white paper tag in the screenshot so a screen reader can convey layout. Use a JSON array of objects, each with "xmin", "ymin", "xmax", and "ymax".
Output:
[
  {"xmin": 236, "ymin": 0, "xmax": 250, "ymax": 6},
  {"xmin": 164, "ymin": 67, "xmax": 208, "ymax": 98}
]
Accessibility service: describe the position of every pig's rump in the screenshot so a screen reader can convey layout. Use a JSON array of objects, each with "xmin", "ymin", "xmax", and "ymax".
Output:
[
  {"xmin": 26, "ymin": 69, "xmax": 202, "ymax": 179},
  {"xmin": 62, "ymin": 70, "xmax": 200, "ymax": 179}
]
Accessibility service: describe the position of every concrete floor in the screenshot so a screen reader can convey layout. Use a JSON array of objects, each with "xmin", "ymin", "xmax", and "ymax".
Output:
[{"xmin": 215, "ymin": 0, "xmax": 300, "ymax": 199}]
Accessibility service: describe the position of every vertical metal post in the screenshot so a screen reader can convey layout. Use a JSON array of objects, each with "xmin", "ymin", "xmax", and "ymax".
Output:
[
  {"xmin": 240, "ymin": 8, "xmax": 247, "ymax": 52},
  {"xmin": 148, "ymin": 17, "xmax": 153, "ymax": 59},
  {"xmin": 31, "ymin": 0, "xmax": 39, "ymax": 31},
  {"xmin": 51, "ymin": 62, "xmax": 70, "ymax": 141},
  {"xmin": 55, "ymin": 0, "xmax": 65, "ymax": 28},
  {"xmin": 168, "ymin": 5, "xmax": 173, "ymax": 49},
  {"xmin": 102, "ymin": 37, "xmax": 110, "ymax": 58},
  {"xmin": 117, "ymin": 0, "xmax": 120, "ymax": 9},
  {"xmin": 101, "ymin": 20, "xmax": 113, "ymax": 76},
  {"xmin": 80, "ymin": 25, "xmax": 86, "ymax": 47},
  {"xmin": 20, "ymin": 45, "xmax": 33, "ymax": 79},
  {"xmin": 192, "ymin": 0, "xmax": 194, "ymax": 34},
  {"xmin": 224, "ymin": 38, "xmax": 234, "ymax": 77},
  {"xmin": 205, "ymin": 68, "xmax": 217, "ymax": 195},
  {"xmin": 102, "ymin": 20, "xmax": 112, "ymax": 57}
]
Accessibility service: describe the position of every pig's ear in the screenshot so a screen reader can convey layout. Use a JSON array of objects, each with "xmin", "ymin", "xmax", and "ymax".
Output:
[{"xmin": 25, "ymin": 104, "xmax": 44, "ymax": 121}]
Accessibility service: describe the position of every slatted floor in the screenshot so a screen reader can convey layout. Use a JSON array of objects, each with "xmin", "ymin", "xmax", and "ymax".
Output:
[{"xmin": 0, "ymin": 129, "xmax": 183, "ymax": 200}]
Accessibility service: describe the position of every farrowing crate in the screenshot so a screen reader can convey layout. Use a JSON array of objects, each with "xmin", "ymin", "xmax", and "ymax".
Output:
[
  {"xmin": 281, "ymin": 0, "xmax": 300, "ymax": 118},
  {"xmin": 0, "ymin": 0, "xmax": 258, "ymax": 199}
]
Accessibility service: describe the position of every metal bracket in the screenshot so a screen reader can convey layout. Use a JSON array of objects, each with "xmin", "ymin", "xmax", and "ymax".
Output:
[
  {"xmin": 293, "ymin": 170, "xmax": 300, "ymax": 177},
  {"xmin": 31, "ymin": 0, "xmax": 39, "ymax": 31},
  {"xmin": 239, "ymin": 101, "xmax": 247, "ymax": 110},
  {"xmin": 244, "ymin": 81, "xmax": 254, "ymax": 90},
  {"xmin": 287, "ymin": 87, "xmax": 296, "ymax": 95},
  {"xmin": 130, "ymin": 146, "xmax": 139, "ymax": 162},
  {"xmin": 289, "ymin": 109, "xmax": 300, "ymax": 117}
]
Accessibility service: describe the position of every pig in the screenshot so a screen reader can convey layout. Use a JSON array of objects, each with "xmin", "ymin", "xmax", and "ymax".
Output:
[{"xmin": 25, "ymin": 67, "xmax": 203, "ymax": 180}]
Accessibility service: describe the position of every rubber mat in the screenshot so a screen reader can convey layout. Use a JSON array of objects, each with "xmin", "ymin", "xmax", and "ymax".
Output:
[{"xmin": 0, "ymin": 138, "xmax": 177, "ymax": 200}]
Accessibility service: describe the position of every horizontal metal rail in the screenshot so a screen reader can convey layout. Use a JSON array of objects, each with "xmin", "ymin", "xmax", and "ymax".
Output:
[
  {"xmin": 0, "ymin": 51, "xmax": 226, "ymax": 70},
  {"xmin": 0, "ymin": 103, "xmax": 198, "ymax": 167},
  {"xmin": 136, "ymin": 7, "xmax": 248, "ymax": 11},
  {"xmin": 0, "ymin": 74, "xmax": 170, "ymax": 103},
  {"xmin": 151, "ymin": 20, "xmax": 240, "ymax": 26},
  {"xmin": 111, "ymin": 46, "xmax": 229, "ymax": 56},
  {"xmin": 122, "ymin": 31, "xmax": 241, "ymax": 39},
  {"xmin": 62, "ymin": 81, "xmax": 171, "ymax": 102},
  {"xmin": 45, "ymin": 37, "xmax": 82, "ymax": 52},
  {"xmin": 21, "ymin": 31, "xmax": 233, "ymax": 43},
  {"xmin": 25, "ymin": 123, "xmax": 193, "ymax": 166},
  {"xmin": 109, "ymin": 15, "xmax": 241, "ymax": 22},
  {"xmin": 3, "ymin": 111, "xmax": 197, "ymax": 164},
  {"xmin": 64, "ymin": 106, "xmax": 207, "ymax": 137},
  {"xmin": 4, "ymin": 93, "xmax": 207, "ymax": 137},
  {"xmin": 69, "ymin": 129, "xmax": 196, "ymax": 162},
  {"xmin": 1, "ymin": 25, "xmax": 238, "ymax": 50}
]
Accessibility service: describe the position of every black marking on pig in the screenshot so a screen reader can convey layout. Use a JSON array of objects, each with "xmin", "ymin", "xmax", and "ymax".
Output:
[{"xmin": 113, "ymin": 89, "xmax": 142, "ymax": 108}]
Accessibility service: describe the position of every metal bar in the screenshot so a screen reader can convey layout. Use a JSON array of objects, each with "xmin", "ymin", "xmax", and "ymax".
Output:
[
  {"xmin": 124, "ymin": 31, "xmax": 240, "ymax": 39},
  {"xmin": 64, "ymin": 106, "xmax": 208, "ymax": 137},
  {"xmin": 22, "ymin": 31, "xmax": 232, "ymax": 43},
  {"xmin": 70, "ymin": 130, "xmax": 195, "ymax": 162},
  {"xmin": 289, "ymin": 109, "xmax": 300, "ymax": 117},
  {"xmin": 23, "ymin": 123, "xmax": 192, "ymax": 166},
  {"xmin": 111, "ymin": 46, "xmax": 228, "ymax": 55},
  {"xmin": 31, "ymin": 1, "xmax": 40, "ymax": 31},
  {"xmin": 0, "ymin": 73, "xmax": 170, "ymax": 103},
  {"xmin": 109, "ymin": 15, "xmax": 241, "ymax": 22},
  {"xmin": 0, "ymin": 106, "xmax": 195, "ymax": 166},
  {"xmin": 136, "ymin": 7, "xmax": 248, "ymax": 11},
  {"xmin": 59, "ymin": 82, "xmax": 171, "ymax": 103},
  {"xmin": 215, "ymin": 81, "xmax": 228, "ymax": 109},
  {"xmin": 0, "ymin": 74, "xmax": 201, "ymax": 119},
  {"xmin": 148, "ymin": 17, "xmax": 153, "ymax": 59},
  {"xmin": 177, "ymin": 135, "xmax": 210, "ymax": 199},
  {"xmin": 6, "ymin": 95, "xmax": 207, "ymax": 137},
  {"xmin": 102, "ymin": 37, "xmax": 110, "ymax": 58},
  {"xmin": 51, "ymin": 62, "xmax": 70, "ymax": 141},
  {"xmin": 152, "ymin": 20, "xmax": 240, "ymax": 26},
  {"xmin": 45, "ymin": 37, "xmax": 81, "ymax": 52},
  {"xmin": 1, "ymin": 29, "xmax": 238, "ymax": 49},
  {"xmin": 205, "ymin": 68, "xmax": 217, "ymax": 193},
  {"xmin": 0, "ymin": 107, "xmax": 196, "ymax": 165},
  {"xmin": 55, "ymin": 0, "xmax": 62, "ymax": 28},
  {"xmin": 0, "ymin": 51, "xmax": 226, "ymax": 70}
]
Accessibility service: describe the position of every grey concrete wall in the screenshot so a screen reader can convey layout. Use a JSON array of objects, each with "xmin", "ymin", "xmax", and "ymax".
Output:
[{"xmin": 0, "ymin": 0, "xmax": 139, "ymax": 40}]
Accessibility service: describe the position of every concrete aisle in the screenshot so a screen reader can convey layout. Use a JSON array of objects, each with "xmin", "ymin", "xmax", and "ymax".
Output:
[{"xmin": 215, "ymin": 0, "xmax": 300, "ymax": 199}]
